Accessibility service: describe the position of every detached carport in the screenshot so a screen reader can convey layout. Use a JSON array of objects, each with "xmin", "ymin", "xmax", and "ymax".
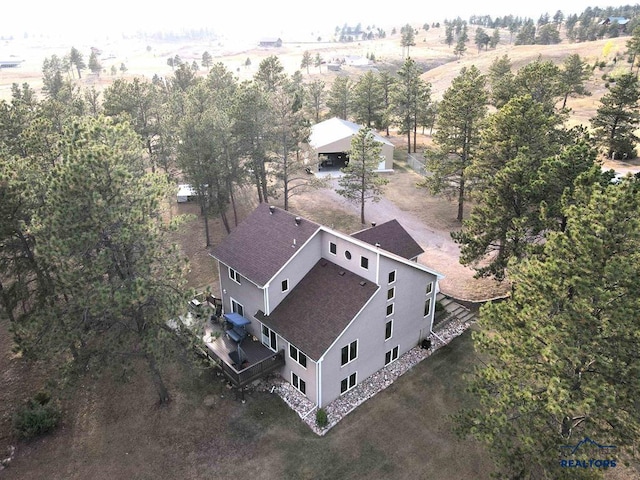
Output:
[{"xmin": 308, "ymin": 117, "xmax": 394, "ymax": 174}]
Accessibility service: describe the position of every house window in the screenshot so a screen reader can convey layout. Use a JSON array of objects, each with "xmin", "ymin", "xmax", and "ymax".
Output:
[
  {"xmin": 281, "ymin": 279, "xmax": 289, "ymax": 293},
  {"xmin": 261, "ymin": 324, "xmax": 277, "ymax": 351},
  {"xmin": 385, "ymin": 320, "xmax": 393, "ymax": 341},
  {"xmin": 329, "ymin": 242, "xmax": 337, "ymax": 255},
  {"xmin": 387, "ymin": 287, "xmax": 395, "ymax": 301},
  {"xmin": 385, "ymin": 346, "xmax": 399, "ymax": 365},
  {"xmin": 229, "ymin": 267, "xmax": 241, "ymax": 284},
  {"xmin": 340, "ymin": 372, "xmax": 357, "ymax": 394},
  {"xmin": 230, "ymin": 298, "xmax": 244, "ymax": 317},
  {"xmin": 345, "ymin": 250, "xmax": 352, "ymax": 260},
  {"xmin": 289, "ymin": 344, "xmax": 308, "ymax": 368},
  {"xmin": 388, "ymin": 270, "xmax": 396, "ymax": 284},
  {"xmin": 360, "ymin": 256, "xmax": 369, "ymax": 269},
  {"xmin": 426, "ymin": 282, "xmax": 433, "ymax": 295},
  {"xmin": 341, "ymin": 340, "xmax": 358, "ymax": 366},
  {"xmin": 424, "ymin": 298, "xmax": 431, "ymax": 317},
  {"xmin": 292, "ymin": 372, "xmax": 306, "ymax": 394},
  {"xmin": 386, "ymin": 303, "xmax": 394, "ymax": 317}
]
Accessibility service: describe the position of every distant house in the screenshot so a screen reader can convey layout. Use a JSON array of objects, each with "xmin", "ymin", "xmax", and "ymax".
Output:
[
  {"xmin": 209, "ymin": 203, "xmax": 442, "ymax": 408},
  {"xmin": 259, "ymin": 37, "xmax": 283, "ymax": 47},
  {"xmin": 599, "ymin": 17, "xmax": 629, "ymax": 29},
  {"xmin": 0, "ymin": 58, "xmax": 24, "ymax": 68},
  {"xmin": 308, "ymin": 117, "xmax": 394, "ymax": 172}
]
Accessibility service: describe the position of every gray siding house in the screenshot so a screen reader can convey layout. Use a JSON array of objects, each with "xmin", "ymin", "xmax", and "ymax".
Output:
[{"xmin": 211, "ymin": 203, "xmax": 442, "ymax": 407}]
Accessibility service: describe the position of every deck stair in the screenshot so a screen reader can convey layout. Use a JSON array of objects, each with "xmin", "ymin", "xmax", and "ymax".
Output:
[{"xmin": 434, "ymin": 292, "xmax": 477, "ymax": 331}]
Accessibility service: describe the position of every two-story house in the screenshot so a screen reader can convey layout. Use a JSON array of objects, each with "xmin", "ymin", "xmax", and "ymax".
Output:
[{"xmin": 210, "ymin": 203, "xmax": 443, "ymax": 408}]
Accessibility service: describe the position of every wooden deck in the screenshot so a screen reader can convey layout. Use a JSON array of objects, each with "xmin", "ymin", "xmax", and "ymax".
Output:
[{"xmin": 201, "ymin": 320, "xmax": 285, "ymax": 388}]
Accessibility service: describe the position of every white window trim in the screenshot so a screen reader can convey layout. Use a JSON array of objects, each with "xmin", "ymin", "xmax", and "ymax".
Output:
[
  {"xmin": 289, "ymin": 344, "xmax": 308, "ymax": 370},
  {"xmin": 329, "ymin": 241, "xmax": 337, "ymax": 255},
  {"xmin": 388, "ymin": 270, "xmax": 397, "ymax": 284},
  {"xmin": 360, "ymin": 256, "xmax": 369, "ymax": 270},
  {"xmin": 387, "ymin": 287, "xmax": 395, "ymax": 301},
  {"xmin": 291, "ymin": 371, "xmax": 306, "ymax": 394},
  {"xmin": 230, "ymin": 297, "xmax": 244, "ymax": 316},
  {"xmin": 229, "ymin": 267, "xmax": 241, "ymax": 285},
  {"xmin": 281, "ymin": 278, "xmax": 290, "ymax": 293},
  {"xmin": 386, "ymin": 302, "xmax": 394, "ymax": 317},
  {"xmin": 385, "ymin": 345, "xmax": 399, "ymax": 365},
  {"xmin": 340, "ymin": 371, "xmax": 357, "ymax": 395},
  {"xmin": 340, "ymin": 339, "xmax": 358, "ymax": 367},
  {"xmin": 385, "ymin": 319, "xmax": 393, "ymax": 342},
  {"xmin": 426, "ymin": 282, "xmax": 433, "ymax": 295},
  {"xmin": 424, "ymin": 297, "xmax": 432, "ymax": 318}
]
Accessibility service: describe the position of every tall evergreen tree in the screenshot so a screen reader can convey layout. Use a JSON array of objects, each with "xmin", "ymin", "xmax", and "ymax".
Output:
[
  {"xmin": 327, "ymin": 76, "xmax": 352, "ymax": 120},
  {"xmin": 488, "ymin": 54, "xmax": 515, "ymax": 108},
  {"xmin": 300, "ymin": 50, "xmax": 312, "ymax": 74},
  {"xmin": 353, "ymin": 70, "xmax": 384, "ymax": 128},
  {"xmin": 305, "ymin": 79, "xmax": 326, "ymax": 124},
  {"xmin": 336, "ymin": 127, "xmax": 389, "ymax": 224},
  {"xmin": 455, "ymin": 176, "xmax": 640, "ymax": 478},
  {"xmin": 591, "ymin": 72, "xmax": 640, "ymax": 159},
  {"xmin": 255, "ymin": 55, "xmax": 286, "ymax": 92},
  {"xmin": 422, "ymin": 66, "xmax": 487, "ymax": 222},
  {"xmin": 392, "ymin": 58, "xmax": 430, "ymax": 153},
  {"xmin": 559, "ymin": 54, "xmax": 591, "ymax": 109}
]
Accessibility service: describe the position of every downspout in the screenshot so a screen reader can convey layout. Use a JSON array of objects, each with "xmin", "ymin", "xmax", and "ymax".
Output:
[{"xmin": 316, "ymin": 359, "xmax": 322, "ymax": 408}]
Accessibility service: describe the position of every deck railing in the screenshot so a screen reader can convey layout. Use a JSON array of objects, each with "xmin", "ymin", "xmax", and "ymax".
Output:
[{"xmin": 213, "ymin": 349, "xmax": 285, "ymax": 388}]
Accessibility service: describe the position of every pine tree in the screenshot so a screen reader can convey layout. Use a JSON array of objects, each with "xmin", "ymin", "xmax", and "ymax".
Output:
[
  {"xmin": 391, "ymin": 58, "xmax": 430, "ymax": 153},
  {"xmin": 327, "ymin": 76, "xmax": 352, "ymax": 120},
  {"xmin": 454, "ymin": 176, "xmax": 640, "ymax": 478},
  {"xmin": 559, "ymin": 54, "xmax": 591, "ymax": 109},
  {"xmin": 421, "ymin": 66, "xmax": 487, "ymax": 222},
  {"xmin": 591, "ymin": 72, "xmax": 640, "ymax": 159},
  {"xmin": 353, "ymin": 70, "xmax": 384, "ymax": 128},
  {"xmin": 336, "ymin": 127, "xmax": 389, "ymax": 224},
  {"xmin": 300, "ymin": 50, "xmax": 312, "ymax": 74}
]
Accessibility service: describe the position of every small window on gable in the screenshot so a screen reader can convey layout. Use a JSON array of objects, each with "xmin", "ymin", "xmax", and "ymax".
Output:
[
  {"xmin": 388, "ymin": 270, "xmax": 396, "ymax": 284},
  {"xmin": 229, "ymin": 267, "xmax": 241, "ymax": 284},
  {"xmin": 281, "ymin": 279, "xmax": 289, "ymax": 293},
  {"xmin": 386, "ymin": 303, "xmax": 394, "ymax": 317},
  {"xmin": 360, "ymin": 256, "xmax": 369, "ymax": 269},
  {"xmin": 426, "ymin": 282, "xmax": 433, "ymax": 295},
  {"xmin": 345, "ymin": 250, "xmax": 352, "ymax": 260},
  {"xmin": 329, "ymin": 242, "xmax": 337, "ymax": 255},
  {"xmin": 387, "ymin": 287, "xmax": 395, "ymax": 301}
]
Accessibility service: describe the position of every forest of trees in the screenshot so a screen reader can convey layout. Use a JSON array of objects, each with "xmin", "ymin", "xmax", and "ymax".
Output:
[{"xmin": 1, "ymin": 8, "xmax": 640, "ymax": 476}]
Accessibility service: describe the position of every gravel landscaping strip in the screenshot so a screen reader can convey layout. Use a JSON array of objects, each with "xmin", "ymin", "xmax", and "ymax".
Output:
[{"xmin": 258, "ymin": 315, "xmax": 475, "ymax": 436}]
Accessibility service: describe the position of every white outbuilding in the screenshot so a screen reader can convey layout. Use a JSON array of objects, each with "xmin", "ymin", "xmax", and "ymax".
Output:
[{"xmin": 308, "ymin": 117, "xmax": 394, "ymax": 173}]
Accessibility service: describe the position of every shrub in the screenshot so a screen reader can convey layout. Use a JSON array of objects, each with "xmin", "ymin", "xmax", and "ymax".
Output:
[
  {"xmin": 316, "ymin": 408, "xmax": 328, "ymax": 428},
  {"xmin": 435, "ymin": 300, "xmax": 445, "ymax": 312},
  {"xmin": 13, "ymin": 391, "xmax": 62, "ymax": 439}
]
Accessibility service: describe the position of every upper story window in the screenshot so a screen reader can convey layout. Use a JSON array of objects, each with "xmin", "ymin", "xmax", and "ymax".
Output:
[
  {"xmin": 360, "ymin": 256, "xmax": 369, "ymax": 269},
  {"xmin": 388, "ymin": 270, "xmax": 396, "ymax": 284},
  {"xmin": 426, "ymin": 282, "xmax": 433, "ymax": 295},
  {"xmin": 329, "ymin": 242, "xmax": 337, "ymax": 255},
  {"xmin": 387, "ymin": 287, "xmax": 395, "ymax": 301},
  {"xmin": 281, "ymin": 279, "xmax": 289, "ymax": 293},
  {"xmin": 385, "ymin": 320, "xmax": 393, "ymax": 341},
  {"xmin": 424, "ymin": 298, "xmax": 432, "ymax": 317},
  {"xmin": 341, "ymin": 340, "xmax": 358, "ymax": 366},
  {"xmin": 289, "ymin": 344, "xmax": 308, "ymax": 368},
  {"xmin": 229, "ymin": 267, "xmax": 241, "ymax": 284},
  {"xmin": 386, "ymin": 303, "xmax": 394, "ymax": 317}
]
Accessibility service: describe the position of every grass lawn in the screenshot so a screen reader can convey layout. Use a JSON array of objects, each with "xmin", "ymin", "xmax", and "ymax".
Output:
[{"xmin": 1, "ymin": 330, "xmax": 495, "ymax": 480}]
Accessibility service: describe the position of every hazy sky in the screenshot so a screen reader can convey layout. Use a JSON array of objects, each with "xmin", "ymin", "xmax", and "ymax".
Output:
[{"xmin": 3, "ymin": 0, "xmax": 636, "ymax": 41}]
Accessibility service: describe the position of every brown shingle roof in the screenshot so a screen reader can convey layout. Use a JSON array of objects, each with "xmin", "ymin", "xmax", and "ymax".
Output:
[
  {"xmin": 351, "ymin": 219, "xmax": 424, "ymax": 260},
  {"xmin": 211, "ymin": 203, "xmax": 320, "ymax": 286},
  {"xmin": 255, "ymin": 259, "xmax": 378, "ymax": 360}
]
